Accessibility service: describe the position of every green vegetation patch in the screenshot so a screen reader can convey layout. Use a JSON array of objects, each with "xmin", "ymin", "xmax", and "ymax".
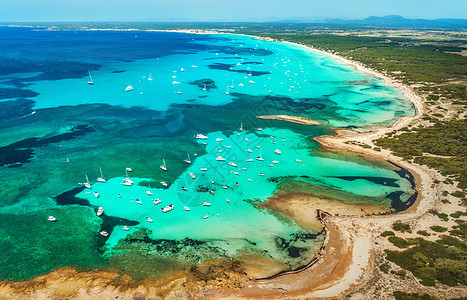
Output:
[
  {"xmin": 430, "ymin": 226, "xmax": 448, "ymax": 232},
  {"xmin": 417, "ymin": 230, "xmax": 431, "ymax": 236},
  {"xmin": 392, "ymin": 220, "xmax": 412, "ymax": 233},
  {"xmin": 388, "ymin": 236, "xmax": 411, "ymax": 248},
  {"xmin": 429, "ymin": 209, "xmax": 449, "ymax": 221},
  {"xmin": 450, "ymin": 219, "xmax": 466, "ymax": 240},
  {"xmin": 385, "ymin": 235, "xmax": 467, "ymax": 286},
  {"xmin": 381, "ymin": 230, "xmax": 395, "ymax": 237},
  {"xmin": 376, "ymin": 119, "xmax": 467, "ymax": 189},
  {"xmin": 393, "ymin": 291, "xmax": 438, "ymax": 300},
  {"xmin": 450, "ymin": 211, "xmax": 466, "ymax": 219}
]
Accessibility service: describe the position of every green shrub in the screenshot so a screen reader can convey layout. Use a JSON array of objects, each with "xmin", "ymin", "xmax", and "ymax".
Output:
[
  {"xmin": 381, "ymin": 230, "xmax": 395, "ymax": 237},
  {"xmin": 379, "ymin": 262, "xmax": 390, "ymax": 274},
  {"xmin": 391, "ymin": 269, "xmax": 407, "ymax": 277},
  {"xmin": 393, "ymin": 291, "xmax": 437, "ymax": 300},
  {"xmin": 417, "ymin": 230, "xmax": 430, "ymax": 236},
  {"xmin": 450, "ymin": 211, "xmax": 465, "ymax": 218},
  {"xmin": 451, "ymin": 191, "xmax": 465, "ymax": 198},
  {"xmin": 388, "ymin": 236, "xmax": 411, "ymax": 248},
  {"xmin": 393, "ymin": 221, "xmax": 412, "ymax": 233},
  {"xmin": 430, "ymin": 226, "xmax": 448, "ymax": 232}
]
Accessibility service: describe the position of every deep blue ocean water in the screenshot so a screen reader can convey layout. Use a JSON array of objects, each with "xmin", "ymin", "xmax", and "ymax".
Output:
[{"xmin": 0, "ymin": 27, "xmax": 415, "ymax": 281}]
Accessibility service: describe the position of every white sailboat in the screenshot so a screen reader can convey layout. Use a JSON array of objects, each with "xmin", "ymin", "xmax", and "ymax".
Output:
[
  {"xmin": 225, "ymin": 86, "xmax": 230, "ymax": 95},
  {"xmin": 148, "ymin": 72, "xmax": 153, "ymax": 81},
  {"xmin": 146, "ymin": 182, "xmax": 153, "ymax": 195},
  {"xmin": 84, "ymin": 174, "xmax": 91, "ymax": 189},
  {"xmin": 125, "ymin": 85, "xmax": 133, "ymax": 92},
  {"xmin": 97, "ymin": 167, "xmax": 106, "ymax": 183},
  {"xmin": 87, "ymin": 70, "xmax": 93, "ymax": 85},
  {"xmin": 160, "ymin": 158, "xmax": 167, "ymax": 171},
  {"xmin": 256, "ymin": 149, "xmax": 264, "ymax": 161},
  {"xmin": 97, "ymin": 207, "xmax": 104, "ymax": 216},
  {"xmin": 185, "ymin": 153, "xmax": 191, "ymax": 164}
]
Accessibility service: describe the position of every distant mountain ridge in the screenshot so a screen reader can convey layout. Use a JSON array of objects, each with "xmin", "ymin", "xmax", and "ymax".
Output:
[{"xmin": 276, "ymin": 15, "xmax": 467, "ymax": 28}]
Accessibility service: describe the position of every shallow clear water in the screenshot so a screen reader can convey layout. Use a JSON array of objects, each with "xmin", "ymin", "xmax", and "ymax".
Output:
[{"xmin": 0, "ymin": 27, "xmax": 415, "ymax": 281}]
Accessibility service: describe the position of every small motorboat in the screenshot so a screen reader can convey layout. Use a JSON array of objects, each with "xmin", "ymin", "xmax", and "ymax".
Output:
[
  {"xmin": 246, "ymin": 149, "xmax": 253, "ymax": 153},
  {"xmin": 216, "ymin": 156, "xmax": 226, "ymax": 161},
  {"xmin": 153, "ymin": 199, "xmax": 161, "ymax": 205},
  {"xmin": 210, "ymin": 190, "xmax": 215, "ymax": 195},
  {"xmin": 122, "ymin": 178, "xmax": 133, "ymax": 186},
  {"xmin": 117, "ymin": 194, "xmax": 122, "ymax": 198},
  {"xmin": 184, "ymin": 206, "xmax": 190, "ymax": 211},
  {"xmin": 136, "ymin": 199, "xmax": 142, "ymax": 205},
  {"xmin": 226, "ymin": 199, "xmax": 230, "ymax": 204},
  {"xmin": 123, "ymin": 226, "xmax": 129, "ymax": 231},
  {"xmin": 97, "ymin": 207, "xmax": 104, "ymax": 216},
  {"xmin": 272, "ymin": 160, "xmax": 279, "ymax": 164},
  {"xmin": 200, "ymin": 168, "xmax": 207, "ymax": 171},
  {"xmin": 146, "ymin": 217, "xmax": 153, "ymax": 223},
  {"xmin": 126, "ymin": 167, "xmax": 132, "ymax": 172},
  {"xmin": 246, "ymin": 158, "xmax": 253, "ymax": 162},
  {"xmin": 146, "ymin": 190, "xmax": 153, "ymax": 195},
  {"xmin": 160, "ymin": 181, "xmax": 168, "ymax": 187},
  {"xmin": 181, "ymin": 187, "xmax": 188, "ymax": 191},
  {"xmin": 100, "ymin": 231, "xmax": 109, "ymax": 237},
  {"xmin": 233, "ymin": 172, "xmax": 240, "ymax": 175},
  {"xmin": 189, "ymin": 172, "xmax": 195, "ymax": 179},
  {"xmin": 203, "ymin": 202, "xmax": 211, "ymax": 206},
  {"xmin": 248, "ymin": 178, "xmax": 252, "ymax": 182},
  {"xmin": 48, "ymin": 216, "xmax": 56, "ymax": 222},
  {"xmin": 223, "ymin": 185, "xmax": 228, "ymax": 189},
  {"xmin": 274, "ymin": 149, "xmax": 281, "ymax": 155},
  {"xmin": 259, "ymin": 173, "xmax": 265, "ymax": 176},
  {"xmin": 216, "ymin": 138, "xmax": 223, "ymax": 142},
  {"xmin": 97, "ymin": 177, "xmax": 106, "ymax": 183},
  {"xmin": 226, "ymin": 145, "xmax": 232, "ymax": 149},
  {"xmin": 296, "ymin": 159, "xmax": 302, "ymax": 163},
  {"xmin": 203, "ymin": 215, "xmax": 209, "ymax": 219},
  {"xmin": 229, "ymin": 162, "xmax": 237, "ymax": 167},
  {"xmin": 93, "ymin": 192, "xmax": 99, "ymax": 198}
]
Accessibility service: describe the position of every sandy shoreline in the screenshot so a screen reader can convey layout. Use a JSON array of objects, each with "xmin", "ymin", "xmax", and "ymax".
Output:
[
  {"xmin": 0, "ymin": 29, "xmax": 439, "ymax": 300},
  {"xmin": 256, "ymin": 115, "xmax": 321, "ymax": 125}
]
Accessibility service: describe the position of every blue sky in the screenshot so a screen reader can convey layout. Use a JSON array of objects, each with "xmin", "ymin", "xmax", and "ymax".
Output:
[{"xmin": 0, "ymin": 0, "xmax": 465, "ymax": 22}]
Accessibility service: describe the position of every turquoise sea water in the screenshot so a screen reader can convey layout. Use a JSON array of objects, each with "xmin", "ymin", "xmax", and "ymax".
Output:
[{"xmin": 0, "ymin": 28, "xmax": 415, "ymax": 281}]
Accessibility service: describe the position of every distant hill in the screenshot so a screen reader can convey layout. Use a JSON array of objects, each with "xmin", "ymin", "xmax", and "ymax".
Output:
[
  {"xmin": 275, "ymin": 15, "xmax": 467, "ymax": 28},
  {"xmin": 358, "ymin": 15, "xmax": 467, "ymax": 27}
]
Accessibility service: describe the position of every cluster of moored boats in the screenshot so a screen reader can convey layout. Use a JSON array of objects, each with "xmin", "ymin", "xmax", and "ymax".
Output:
[{"xmin": 70, "ymin": 126, "xmax": 306, "ymax": 239}]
